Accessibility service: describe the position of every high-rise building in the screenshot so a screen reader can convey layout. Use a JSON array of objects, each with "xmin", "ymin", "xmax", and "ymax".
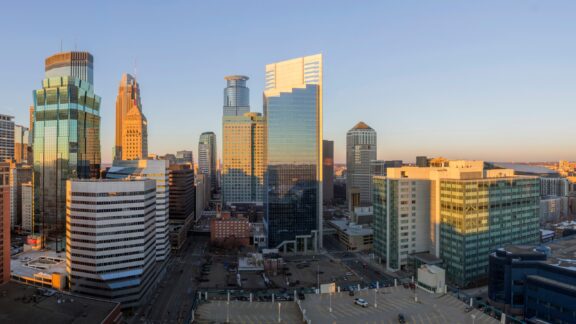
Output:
[
  {"xmin": 33, "ymin": 51, "xmax": 101, "ymax": 251},
  {"xmin": 66, "ymin": 179, "xmax": 157, "ymax": 309},
  {"xmin": 21, "ymin": 182, "xmax": 33, "ymax": 233},
  {"xmin": 264, "ymin": 54, "xmax": 323, "ymax": 251},
  {"xmin": 0, "ymin": 114, "xmax": 15, "ymax": 161},
  {"xmin": 176, "ymin": 150, "xmax": 193, "ymax": 164},
  {"xmin": 0, "ymin": 162, "xmax": 9, "ymax": 285},
  {"xmin": 223, "ymin": 75, "xmax": 250, "ymax": 116},
  {"xmin": 370, "ymin": 160, "xmax": 403, "ymax": 177},
  {"xmin": 346, "ymin": 122, "xmax": 377, "ymax": 208},
  {"xmin": 107, "ymin": 160, "xmax": 170, "ymax": 261},
  {"xmin": 168, "ymin": 164, "xmax": 195, "ymax": 221},
  {"xmin": 540, "ymin": 177, "xmax": 569, "ymax": 197},
  {"xmin": 373, "ymin": 160, "xmax": 541, "ymax": 287},
  {"xmin": 198, "ymin": 132, "xmax": 217, "ymax": 191},
  {"xmin": 115, "ymin": 74, "xmax": 148, "ymax": 160},
  {"xmin": 222, "ymin": 112, "xmax": 265, "ymax": 205},
  {"xmin": 323, "ymin": 140, "xmax": 334, "ymax": 204},
  {"xmin": 14, "ymin": 125, "xmax": 29, "ymax": 164},
  {"xmin": 195, "ymin": 173, "xmax": 209, "ymax": 221},
  {"xmin": 9, "ymin": 162, "xmax": 32, "ymax": 230}
]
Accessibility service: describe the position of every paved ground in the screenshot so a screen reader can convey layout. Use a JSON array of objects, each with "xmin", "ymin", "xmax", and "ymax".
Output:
[
  {"xmin": 195, "ymin": 301, "xmax": 301, "ymax": 323},
  {"xmin": 300, "ymin": 286, "xmax": 499, "ymax": 324}
]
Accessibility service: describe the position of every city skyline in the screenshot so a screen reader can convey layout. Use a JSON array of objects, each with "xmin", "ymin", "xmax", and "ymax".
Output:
[{"xmin": 1, "ymin": 1, "xmax": 576, "ymax": 164}]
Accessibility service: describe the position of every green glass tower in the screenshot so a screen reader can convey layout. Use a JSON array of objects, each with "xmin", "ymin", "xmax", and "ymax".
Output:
[{"xmin": 33, "ymin": 52, "xmax": 101, "ymax": 251}]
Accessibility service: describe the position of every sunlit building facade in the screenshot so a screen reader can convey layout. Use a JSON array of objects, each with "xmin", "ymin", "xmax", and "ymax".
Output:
[
  {"xmin": 14, "ymin": 125, "xmax": 29, "ymax": 164},
  {"xmin": 33, "ymin": 51, "xmax": 101, "ymax": 251},
  {"xmin": 198, "ymin": 132, "xmax": 217, "ymax": 191},
  {"xmin": 222, "ymin": 112, "xmax": 265, "ymax": 205},
  {"xmin": 323, "ymin": 140, "xmax": 334, "ymax": 204},
  {"xmin": 223, "ymin": 75, "xmax": 250, "ymax": 116},
  {"xmin": 264, "ymin": 54, "xmax": 323, "ymax": 251},
  {"xmin": 0, "ymin": 162, "xmax": 10, "ymax": 285},
  {"xmin": 0, "ymin": 114, "xmax": 15, "ymax": 161},
  {"xmin": 346, "ymin": 121, "xmax": 377, "ymax": 208},
  {"xmin": 115, "ymin": 74, "xmax": 147, "ymax": 160}
]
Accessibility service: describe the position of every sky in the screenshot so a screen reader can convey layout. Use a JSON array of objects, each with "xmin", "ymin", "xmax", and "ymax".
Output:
[{"xmin": 0, "ymin": 0, "xmax": 575, "ymax": 164}]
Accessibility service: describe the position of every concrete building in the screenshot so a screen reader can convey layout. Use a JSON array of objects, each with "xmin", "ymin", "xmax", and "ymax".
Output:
[
  {"xmin": 540, "ymin": 177, "xmax": 569, "ymax": 197},
  {"xmin": 488, "ymin": 237, "xmax": 576, "ymax": 322},
  {"xmin": 21, "ymin": 182, "xmax": 33, "ymax": 233},
  {"xmin": 323, "ymin": 140, "xmax": 334, "ymax": 204},
  {"xmin": 373, "ymin": 177, "xmax": 431, "ymax": 271},
  {"xmin": 0, "ymin": 162, "xmax": 10, "ymax": 284},
  {"xmin": 346, "ymin": 121, "xmax": 376, "ymax": 208},
  {"xmin": 33, "ymin": 52, "xmax": 101, "ymax": 251},
  {"xmin": 198, "ymin": 132, "xmax": 217, "ymax": 191},
  {"xmin": 327, "ymin": 219, "xmax": 373, "ymax": 251},
  {"xmin": 222, "ymin": 112, "xmax": 265, "ymax": 205},
  {"xmin": 106, "ymin": 160, "xmax": 170, "ymax": 261},
  {"xmin": 66, "ymin": 179, "xmax": 157, "ymax": 309},
  {"xmin": 168, "ymin": 164, "xmax": 195, "ymax": 249},
  {"xmin": 195, "ymin": 173, "xmax": 210, "ymax": 221},
  {"xmin": 13, "ymin": 125, "xmax": 29, "ymax": 164},
  {"xmin": 264, "ymin": 54, "xmax": 323, "ymax": 251},
  {"xmin": 176, "ymin": 150, "xmax": 193, "ymax": 164},
  {"xmin": 115, "ymin": 74, "xmax": 148, "ymax": 160},
  {"xmin": 375, "ymin": 160, "xmax": 540, "ymax": 287},
  {"xmin": 210, "ymin": 211, "xmax": 251, "ymax": 247},
  {"xmin": 371, "ymin": 160, "xmax": 403, "ymax": 177},
  {"xmin": 0, "ymin": 114, "xmax": 15, "ymax": 161},
  {"xmin": 9, "ymin": 162, "xmax": 32, "ymax": 231},
  {"xmin": 540, "ymin": 195, "xmax": 568, "ymax": 225}
]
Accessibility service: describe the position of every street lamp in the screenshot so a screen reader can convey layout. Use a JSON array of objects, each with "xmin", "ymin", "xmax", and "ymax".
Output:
[
  {"xmin": 278, "ymin": 302, "xmax": 282, "ymax": 323},
  {"xmin": 471, "ymin": 314, "xmax": 476, "ymax": 324},
  {"xmin": 374, "ymin": 288, "xmax": 378, "ymax": 308}
]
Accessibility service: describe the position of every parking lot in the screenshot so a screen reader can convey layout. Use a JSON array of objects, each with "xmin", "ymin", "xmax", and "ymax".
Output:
[
  {"xmin": 300, "ymin": 286, "xmax": 499, "ymax": 324},
  {"xmin": 195, "ymin": 300, "xmax": 301, "ymax": 323}
]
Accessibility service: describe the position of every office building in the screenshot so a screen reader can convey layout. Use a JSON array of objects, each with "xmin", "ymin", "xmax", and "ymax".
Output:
[
  {"xmin": 14, "ymin": 125, "xmax": 29, "ymax": 164},
  {"xmin": 488, "ymin": 237, "xmax": 576, "ymax": 322},
  {"xmin": 540, "ymin": 177, "xmax": 569, "ymax": 197},
  {"xmin": 168, "ymin": 164, "xmax": 195, "ymax": 221},
  {"xmin": 0, "ymin": 114, "xmax": 14, "ymax": 161},
  {"xmin": 222, "ymin": 112, "xmax": 265, "ymax": 205},
  {"xmin": 378, "ymin": 160, "xmax": 540, "ymax": 287},
  {"xmin": 327, "ymin": 219, "xmax": 373, "ymax": 251},
  {"xmin": 176, "ymin": 150, "xmax": 193, "ymax": 164},
  {"xmin": 198, "ymin": 132, "xmax": 217, "ymax": 191},
  {"xmin": 114, "ymin": 74, "xmax": 148, "ymax": 160},
  {"xmin": 540, "ymin": 195, "xmax": 568, "ymax": 225},
  {"xmin": 346, "ymin": 122, "xmax": 377, "ymax": 208},
  {"xmin": 264, "ymin": 54, "xmax": 323, "ymax": 251},
  {"xmin": 323, "ymin": 140, "xmax": 334, "ymax": 204},
  {"xmin": 21, "ymin": 182, "xmax": 33, "ymax": 233},
  {"xmin": 195, "ymin": 173, "xmax": 210, "ymax": 220},
  {"xmin": 223, "ymin": 75, "xmax": 250, "ymax": 116},
  {"xmin": 210, "ymin": 211, "xmax": 251, "ymax": 247},
  {"xmin": 0, "ymin": 162, "xmax": 9, "ymax": 285},
  {"xmin": 371, "ymin": 160, "xmax": 403, "ymax": 177},
  {"xmin": 416, "ymin": 156, "xmax": 429, "ymax": 167},
  {"xmin": 107, "ymin": 160, "xmax": 170, "ymax": 261},
  {"xmin": 9, "ymin": 162, "xmax": 32, "ymax": 230},
  {"xmin": 33, "ymin": 52, "xmax": 101, "ymax": 251},
  {"xmin": 66, "ymin": 179, "xmax": 157, "ymax": 309},
  {"xmin": 373, "ymin": 176, "xmax": 431, "ymax": 271}
]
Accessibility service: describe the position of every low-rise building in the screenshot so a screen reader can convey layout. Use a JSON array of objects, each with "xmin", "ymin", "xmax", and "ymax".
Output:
[
  {"xmin": 327, "ymin": 219, "xmax": 373, "ymax": 251},
  {"xmin": 417, "ymin": 264, "xmax": 446, "ymax": 294},
  {"xmin": 488, "ymin": 236, "xmax": 576, "ymax": 323},
  {"xmin": 210, "ymin": 211, "xmax": 250, "ymax": 247}
]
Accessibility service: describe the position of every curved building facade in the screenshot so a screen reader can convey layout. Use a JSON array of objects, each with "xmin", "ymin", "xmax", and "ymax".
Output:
[{"xmin": 223, "ymin": 75, "xmax": 250, "ymax": 116}]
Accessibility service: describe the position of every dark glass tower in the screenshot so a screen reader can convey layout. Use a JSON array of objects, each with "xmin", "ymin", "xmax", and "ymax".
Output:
[{"xmin": 33, "ymin": 52, "xmax": 101, "ymax": 251}]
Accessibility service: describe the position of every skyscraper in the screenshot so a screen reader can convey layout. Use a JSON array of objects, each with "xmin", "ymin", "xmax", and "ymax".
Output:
[
  {"xmin": 33, "ymin": 51, "xmax": 101, "ymax": 251},
  {"xmin": 346, "ymin": 122, "xmax": 377, "ymax": 208},
  {"xmin": 115, "ymin": 74, "xmax": 148, "ymax": 160},
  {"xmin": 222, "ymin": 112, "xmax": 266, "ymax": 205},
  {"xmin": 223, "ymin": 75, "xmax": 250, "ymax": 116},
  {"xmin": 198, "ymin": 132, "xmax": 217, "ymax": 191},
  {"xmin": 323, "ymin": 140, "xmax": 334, "ymax": 204},
  {"xmin": 264, "ymin": 54, "xmax": 323, "ymax": 251},
  {"xmin": 14, "ymin": 125, "xmax": 29, "ymax": 164},
  {"xmin": 0, "ymin": 114, "xmax": 15, "ymax": 161},
  {"xmin": 176, "ymin": 150, "xmax": 193, "ymax": 164},
  {"xmin": 0, "ymin": 162, "xmax": 9, "ymax": 285}
]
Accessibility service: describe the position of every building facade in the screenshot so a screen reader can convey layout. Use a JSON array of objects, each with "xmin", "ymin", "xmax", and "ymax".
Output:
[
  {"xmin": 264, "ymin": 54, "xmax": 323, "ymax": 251},
  {"xmin": 9, "ymin": 162, "xmax": 32, "ymax": 230},
  {"xmin": 176, "ymin": 150, "xmax": 193, "ymax": 164},
  {"xmin": 33, "ymin": 51, "xmax": 101, "ymax": 251},
  {"xmin": 373, "ymin": 176, "xmax": 431, "ymax": 271},
  {"xmin": 0, "ymin": 115, "xmax": 15, "ymax": 162},
  {"xmin": 323, "ymin": 140, "xmax": 334, "ymax": 204},
  {"xmin": 14, "ymin": 125, "xmax": 29, "ymax": 164},
  {"xmin": 540, "ymin": 177, "xmax": 569, "ymax": 197},
  {"xmin": 115, "ymin": 74, "xmax": 147, "ymax": 160},
  {"xmin": 210, "ymin": 211, "xmax": 251, "ymax": 247},
  {"xmin": 21, "ymin": 182, "xmax": 33, "ymax": 233},
  {"xmin": 0, "ymin": 162, "xmax": 10, "ymax": 284},
  {"xmin": 198, "ymin": 132, "xmax": 217, "ymax": 192},
  {"xmin": 222, "ymin": 112, "xmax": 265, "ymax": 205},
  {"xmin": 106, "ymin": 160, "xmax": 170, "ymax": 261},
  {"xmin": 66, "ymin": 179, "xmax": 157, "ymax": 309},
  {"xmin": 346, "ymin": 122, "xmax": 377, "ymax": 208},
  {"xmin": 223, "ymin": 75, "xmax": 250, "ymax": 116}
]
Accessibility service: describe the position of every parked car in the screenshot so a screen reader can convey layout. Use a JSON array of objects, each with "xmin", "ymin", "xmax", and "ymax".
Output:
[
  {"xmin": 354, "ymin": 298, "xmax": 368, "ymax": 308},
  {"xmin": 348, "ymin": 290, "xmax": 355, "ymax": 296},
  {"xmin": 398, "ymin": 313, "xmax": 406, "ymax": 323}
]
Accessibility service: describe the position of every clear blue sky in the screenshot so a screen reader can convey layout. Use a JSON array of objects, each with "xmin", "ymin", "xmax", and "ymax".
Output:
[{"xmin": 1, "ymin": 1, "xmax": 575, "ymax": 163}]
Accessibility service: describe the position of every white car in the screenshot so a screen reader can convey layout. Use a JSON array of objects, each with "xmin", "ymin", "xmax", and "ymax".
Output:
[{"xmin": 354, "ymin": 298, "xmax": 369, "ymax": 307}]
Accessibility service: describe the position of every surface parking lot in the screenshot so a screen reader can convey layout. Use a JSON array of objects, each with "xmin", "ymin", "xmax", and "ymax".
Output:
[
  {"xmin": 195, "ymin": 300, "xmax": 301, "ymax": 323},
  {"xmin": 300, "ymin": 286, "xmax": 499, "ymax": 324}
]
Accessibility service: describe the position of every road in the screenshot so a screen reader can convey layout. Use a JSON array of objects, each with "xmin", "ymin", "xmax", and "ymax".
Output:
[{"xmin": 133, "ymin": 235, "xmax": 208, "ymax": 324}]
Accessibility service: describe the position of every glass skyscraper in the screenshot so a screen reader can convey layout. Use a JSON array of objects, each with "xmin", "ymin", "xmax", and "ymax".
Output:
[
  {"xmin": 346, "ymin": 121, "xmax": 377, "ymax": 209},
  {"xmin": 33, "ymin": 51, "xmax": 101, "ymax": 250},
  {"xmin": 264, "ymin": 54, "xmax": 323, "ymax": 251},
  {"xmin": 198, "ymin": 132, "xmax": 217, "ymax": 191},
  {"xmin": 223, "ymin": 75, "xmax": 250, "ymax": 116}
]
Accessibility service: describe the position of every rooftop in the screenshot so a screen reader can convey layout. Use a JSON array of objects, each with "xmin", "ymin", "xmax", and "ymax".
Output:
[
  {"xmin": 350, "ymin": 121, "xmax": 373, "ymax": 130},
  {"xmin": 0, "ymin": 282, "xmax": 121, "ymax": 324},
  {"xmin": 498, "ymin": 235, "xmax": 576, "ymax": 270},
  {"xmin": 11, "ymin": 250, "xmax": 66, "ymax": 280},
  {"xmin": 328, "ymin": 219, "xmax": 373, "ymax": 236}
]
